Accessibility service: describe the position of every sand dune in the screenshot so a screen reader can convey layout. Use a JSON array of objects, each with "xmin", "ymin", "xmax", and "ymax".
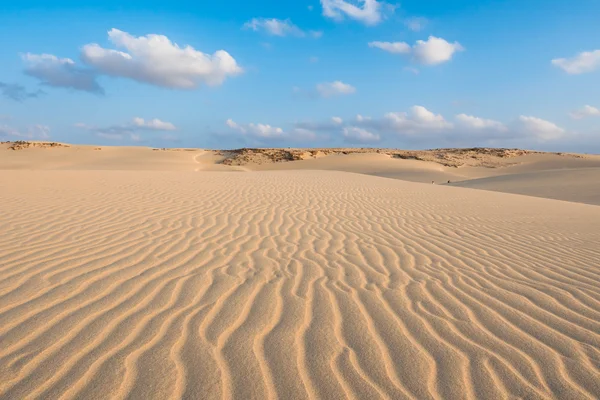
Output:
[
  {"xmin": 1, "ymin": 170, "xmax": 599, "ymax": 399},
  {"xmin": 451, "ymin": 168, "xmax": 600, "ymax": 205},
  {"xmin": 248, "ymin": 153, "xmax": 475, "ymax": 183},
  {"xmin": 2, "ymin": 143, "xmax": 600, "ymax": 206}
]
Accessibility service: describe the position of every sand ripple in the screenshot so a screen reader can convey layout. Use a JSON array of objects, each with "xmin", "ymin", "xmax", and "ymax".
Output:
[{"xmin": 1, "ymin": 170, "xmax": 599, "ymax": 400}]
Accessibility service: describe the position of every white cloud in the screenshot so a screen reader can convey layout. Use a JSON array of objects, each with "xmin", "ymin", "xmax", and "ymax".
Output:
[
  {"xmin": 552, "ymin": 50, "xmax": 600, "ymax": 74},
  {"xmin": 369, "ymin": 36, "xmax": 464, "ymax": 65},
  {"xmin": 226, "ymin": 119, "xmax": 322, "ymax": 143},
  {"xmin": 226, "ymin": 119, "xmax": 285, "ymax": 138},
  {"xmin": 455, "ymin": 114, "xmax": 507, "ymax": 131},
  {"xmin": 226, "ymin": 118, "xmax": 244, "ymax": 132},
  {"xmin": 368, "ymin": 41, "xmax": 411, "ymax": 54},
  {"xmin": 76, "ymin": 117, "xmax": 177, "ymax": 141},
  {"xmin": 321, "ymin": 0, "xmax": 392, "ymax": 26},
  {"xmin": 132, "ymin": 117, "xmax": 177, "ymax": 131},
  {"xmin": 383, "ymin": 106, "xmax": 453, "ymax": 134},
  {"xmin": 569, "ymin": 105, "xmax": 600, "ymax": 119},
  {"xmin": 412, "ymin": 36, "xmax": 464, "ymax": 65},
  {"xmin": 516, "ymin": 116, "xmax": 565, "ymax": 141},
  {"xmin": 248, "ymin": 124, "xmax": 285, "ymax": 139},
  {"xmin": 295, "ymin": 108, "xmax": 582, "ymax": 148},
  {"xmin": 81, "ymin": 29, "xmax": 242, "ymax": 89},
  {"xmin": 243, "ymin": 18, "xmax": 322, "ymax": 38},
  {"xmin": 22, "ymin": 53, "xmax": 103, "ymax": 93},
  {"xmin": 343, "ymin": 126, "xmax": 380, "ymax": 143},
  {"xmin": 0, "ymin": 124, "xmax": 50, "ymax": 140},
  {"xmin": 316, "ymin": 81, "xmax": 356, "ymax": 97},
  {"xmin": 404, "ymin": 17, "xmax": 428, "ymax": 32}
]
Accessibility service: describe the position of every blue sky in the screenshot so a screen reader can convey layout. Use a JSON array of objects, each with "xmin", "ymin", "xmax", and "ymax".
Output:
[{"xmin": 1, "ymin": 0, "xmax": 599, "ymax": 151}]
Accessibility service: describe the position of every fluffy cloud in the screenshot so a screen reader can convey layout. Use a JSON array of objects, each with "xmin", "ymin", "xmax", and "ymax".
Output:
[
  {"xmin": 297, "ymin": 107, "xmax": 571, "ymax": 147},
  {"xmin": 226, "ymin": 119, "xmax": 319, "ymax": 143},
  {"xmin": 382, "ymin": 106, "xmax": 453, "ymax": 134},
  {"xmin": 316, "ymin": 81, "xmax": 356, "ymax": 97},
  {"xmin": 76, "ymin": 117, "xmax": 177, "ymax": 141},
  {"xmin": 569, "ymin": 105, "xmax": 600, "ymax": 119},
  {"xmin": 413, "ymin": 36, "xmax": 464, "ymax": 65},
  {"xmin": 552, "ymin": 50, "xmax": 600, "ymax": 74},
  {"xmin": 80, "ymin": 29, "xmax": 242, "ymax": 89},
  {"xmin": 368, "ymin": 41, "xmax": 411, "ymax": 54},
  {"xmin": 244, "ymin": 18, "xmax": 322, "ymax": 38},
  {"xmin": 228, "ymin": 108, "xmax": 569, "ymax": 148},
  {"xmin": 516, "ymin": 116, "xmax": 565, "ymax": 141},
  {"xmin": 455, "ymin": 114, "xmax": 507, "ymax": 131},
  {"xmin": 321, "ymin": 0, "xmax": 392, "ymax": 26},
  {"xmin": 132, "ymin": 117, "xmax": 177, "ymax": 131},
  {"xmin": 0, "ymin": 82, "xmax": 45, "ymax": 102},
  {"xmin": 369, "ymin": 36, "xmax": 464, "ymax": 65},
  {"xmin": 226, "ymin": 119, "xmax": 285, "ymax": 138},
  {"xmin": 0, "ymin": 124, "xmax": 50, "ymax": 140},
  {"xmin": 22, "ymin": 53, "xmax": 103, "ymax": 93},
  {"xmin": 343, "ymin": 126, "xmax": 380, "ymax": 143}
]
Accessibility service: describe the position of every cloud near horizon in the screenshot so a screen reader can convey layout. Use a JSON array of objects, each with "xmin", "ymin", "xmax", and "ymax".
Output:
[
  {"xmin": 292, "ymin": 107, "xmax": 569, "ymax": 146},
  {"xmin": 222, "ymin": 106, "xmax": 570, "ymax": 148},
  {"xmin": 0, "ymin": 123, "xmax": 50, "ymax": 140},
  {"xmin": 343, "ymin": 126, "xmax": 380, "ymax": 143},
  {"xmin": 76, "ymin": 117, "xmax": 178, "ymax": 141},
  {"xmin": 132, "ymin": 117, "xmax": 177, "ymax": 131},
  {"xmin": 226, "ymin": 119, "xmax": 320, "ymax": 143}
]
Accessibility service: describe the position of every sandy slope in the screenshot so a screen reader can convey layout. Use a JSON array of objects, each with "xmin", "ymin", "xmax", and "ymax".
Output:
[
  {"xmin": 2, "ymin": 143, "xmax": 600, "ymax": 205},
  {"xmin": 1, "ymin": 170, "xmax": 599, "ymax": 399},
  {"xmin": 247, "ymin": 153, "xmax": 477, "ymax": 183},
  {"xmin": 451, "ymin": 168, "xmax": 600, "ymax": 205}
]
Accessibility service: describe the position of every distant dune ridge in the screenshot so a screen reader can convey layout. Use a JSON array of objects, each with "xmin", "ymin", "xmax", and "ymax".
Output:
[
  {"xmin": 2, "ymin": 141, "xmax": 600, "ymax": 204},
  {"xmin": 1, "ymin": 143, "xmax": 600, "ymax": 399}
]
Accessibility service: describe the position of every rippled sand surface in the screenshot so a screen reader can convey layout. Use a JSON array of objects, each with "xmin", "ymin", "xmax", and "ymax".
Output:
[{"xmin": 1, "ymin": 170, "xmax": 599, "ymax": 399}]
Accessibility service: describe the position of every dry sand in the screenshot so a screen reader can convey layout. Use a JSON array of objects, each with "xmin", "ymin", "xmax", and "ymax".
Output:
[
  {"xmin": 1, "ymin": 144, "xmax": 600, "ymax": 399},
  {"xmin": 2, "ymin": 142, "xmax": 600, "ymax": 204}
]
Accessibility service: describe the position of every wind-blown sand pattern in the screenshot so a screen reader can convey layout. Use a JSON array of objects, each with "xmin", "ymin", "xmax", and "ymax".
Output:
[{"xmin": 1, "ymin": 170, "xmax": 599, "ymax": 399}]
